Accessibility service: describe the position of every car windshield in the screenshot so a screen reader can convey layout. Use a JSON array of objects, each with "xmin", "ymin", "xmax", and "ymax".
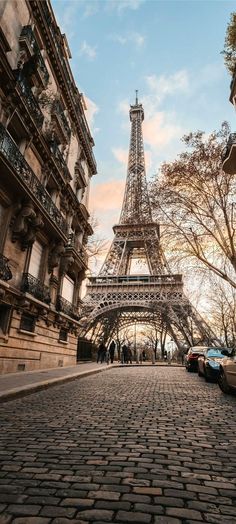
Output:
[{"xmin": 207, "ymin": 348, "xmax": 228, "ymax": 358}]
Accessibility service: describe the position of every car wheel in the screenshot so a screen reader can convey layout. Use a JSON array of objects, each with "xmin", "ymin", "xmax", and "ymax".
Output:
[
  {"xmin": 218, "ymin": 371, "xmax": 232, "ymax": 394},
  {"xmin": 204, "ymin": 366, "xmax": 210, "ymax": 382}
]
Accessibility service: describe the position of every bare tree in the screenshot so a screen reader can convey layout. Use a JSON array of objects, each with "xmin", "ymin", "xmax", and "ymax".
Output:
[
  {"xmin": 206, "ymin": 276, "xmax": 236, "ymax": 347},
  {"xmin": 151, "ymin": 124, "xmax": 236, "ymax": 289},
  {"xmin": 222, "ymin": 11, "xmax": 236, "ymax": 75},
  {"xmin": 86, "ymin": 214, "xmax": 109, "ymax": 273},
  {"xmin": 140, "ymin": 324, "xmax": 160, "ymax": 359}
]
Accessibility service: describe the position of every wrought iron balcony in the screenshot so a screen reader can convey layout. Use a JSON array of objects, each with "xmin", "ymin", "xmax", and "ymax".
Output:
[
  {"xmin": 66, "ymin": 232, "xmax": 88, "ymax": 264},
  {"xmin": 38, "ymin": 2, "xmax": 97, "ymax": 173},
  {"xmin": 49, "ymin": 140, "xmax": 72, "ymax": 181},
  {"xmin": 19, "ymin": 25, "xmax": 49, "ymax": 87},
  {"xmin": 0, "ymin": 254, "xmax": 12, "ymax": 281},
  {"xmin": 75, "ymin": 160, "xmax": 86, "ymax": 187},
  {"xmin": 0, "ymin": 124, "xmax": 68, "ymax": 236},
  {"xmin": 21, "ymin": 273, "xmax": 51, "ymax": 304},
  {"xmin": 222, "ymin": 133, "xmax": 236, "ymax": 174},
  {"xmin": 53, "ymin": 99, "xmax": 71, "ymax": 142},
  {"xmin": 16, "ymin": 75, "xmax": 44, "ymax": 128},
  {"xmin": 56, "ymin": 295, "xmax": 80, "ymax": 319}
]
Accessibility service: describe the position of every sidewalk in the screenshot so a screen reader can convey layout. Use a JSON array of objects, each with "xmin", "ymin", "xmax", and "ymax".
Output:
[
  {"xmin": 0, "ymin": 361, "xmax": 115, "ymax": 403},
  {"xmin": 0, "ymin": 360, "xmax": 184, "ymax": 403}
]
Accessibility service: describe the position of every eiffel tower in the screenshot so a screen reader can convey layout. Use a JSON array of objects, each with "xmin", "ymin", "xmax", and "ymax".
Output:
[{"xmin": 80, "ymin": 93, "xmax": 218, "ymax": 349}]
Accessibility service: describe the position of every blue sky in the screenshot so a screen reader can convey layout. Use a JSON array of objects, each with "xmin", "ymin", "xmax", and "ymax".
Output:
[{"xmin": 52, "ymin": 0, "xmax": 236, "ymax": 248}]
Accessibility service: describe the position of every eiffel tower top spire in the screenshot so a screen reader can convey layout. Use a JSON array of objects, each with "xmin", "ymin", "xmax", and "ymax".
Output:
[{"xmin": 119, "ymin": 93, "xmax": 153, "ymax": 225}]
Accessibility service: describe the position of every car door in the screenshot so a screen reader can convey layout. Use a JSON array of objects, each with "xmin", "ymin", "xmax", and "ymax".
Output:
[
  {"xmin": 198, "ymin": 349, "xmax": 206, "ymax": 374},
  {"xmin": 224, "ymin": 350, "xmax": 236, "ymax": 387}
]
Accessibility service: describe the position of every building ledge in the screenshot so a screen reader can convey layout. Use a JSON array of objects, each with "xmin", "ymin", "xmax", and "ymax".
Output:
[
  {"xmin": 18, "ymin": 329, "xmax": 37, "ymax": 337},
  {"xmin": 222, "ymin": 134, "xmax": 236, "ymax": 174}
]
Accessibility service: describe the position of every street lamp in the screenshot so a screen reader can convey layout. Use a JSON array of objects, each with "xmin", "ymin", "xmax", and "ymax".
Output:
[{"xmin": 134, "ymin": 320, "xmax": 138, "ymax": 363}]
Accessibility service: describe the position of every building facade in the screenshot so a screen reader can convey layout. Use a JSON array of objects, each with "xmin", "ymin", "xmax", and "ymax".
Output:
[
  {"xmin": 222, "ymin": 70, "xmax": 236, "ymax": 174},
  {"xmin": 0, "ymin": 0, "xmax": 97, "ymax": 373}
]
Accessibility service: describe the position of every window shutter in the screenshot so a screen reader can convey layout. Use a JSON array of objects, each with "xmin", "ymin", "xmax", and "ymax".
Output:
[
  {"xmin": 28, "ymin": 241, "xmax": 43, "ymax": 278},
  {"xmin": 62, "ymin": 274, "xmax": 74, "ymax": 303}
]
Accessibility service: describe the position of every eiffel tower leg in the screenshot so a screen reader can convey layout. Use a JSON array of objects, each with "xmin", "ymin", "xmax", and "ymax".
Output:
[{"xmin": 167, "ymin": 323, "xmax": 182, "ymax": 350}]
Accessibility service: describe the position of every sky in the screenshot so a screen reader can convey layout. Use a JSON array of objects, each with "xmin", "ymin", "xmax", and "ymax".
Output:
[{"xmin": 52, "ymin": 0, "xmax": 236, "ymax": 273}]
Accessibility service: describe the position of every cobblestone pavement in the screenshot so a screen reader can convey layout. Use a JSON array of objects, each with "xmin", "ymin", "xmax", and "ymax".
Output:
[{"xmin": 0, "ymin": 366, "xmax": 236, "ymax": 524}]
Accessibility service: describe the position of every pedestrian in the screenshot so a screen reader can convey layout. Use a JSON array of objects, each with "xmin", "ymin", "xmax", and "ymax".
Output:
[
  {"xmin": 122, "ymin": 344, "xmax": 128, "ymax": 364},
  {"xmin": 167, "ymin": 350, "xmax": 171, "ymax": 365},
  {"xmin": 101, "ymin": 343, "xmax": 107, "ymax": 363},
  {"xmin": 105, "ymin": 348, "xmax": 110, "ymax": 365},
  {"xmin": 142, "ymin": 350, "xmax": 146, "ymax": 362},
  {"xmin": 97, "ymin": 342, "xmax": 106, "ymax": 363},
  {"xmin": 97, "ymin": 343, "xmax": 103, "ymax": 363},
  {"xmin": 109, "ymin": 340, "xmax": 116, "ymax": 364},
  {"xmin": 127, "ymin": 347, "xmax": 132, "ymax": 364}
]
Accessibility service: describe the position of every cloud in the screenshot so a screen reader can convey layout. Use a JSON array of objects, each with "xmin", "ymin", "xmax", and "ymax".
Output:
[
  {"xmin": 112, "ymin": 147, "xmax": 128, "ymax": 165},
  {"xmin": 54, "ymin": 2, "xmax": 77, "ymax": 38},
  {"xmin": 89, "ymin": 179, "xmax": 125, "ymax": 212},
  {"xmin": 143, "ymin": 111, "xmax": 183, "ymax": 148},
  {"xmin": 145, "ymin": 70, "xmax": 189, "ymax": 105},
  {"xmin": 118, "ymin": 99, "xmax": 130, "ymax": 116},
  {"xmin": 82, "ymin": 1, "xmax": 99, "ymax": 17},
  {"xmin": 106, "ymin": 0, "xmax": 145, "ymax": 13},
  {"xmin": 110, "ymin": 31, "xmax": 145, "ymax": 48},
  {"xmin": 79, "ymin": 41, "xmax": 97, "ymax": 60},
  {"xmin": 83, "ymin": 95, "xmax": 99, "ymax": 132}
]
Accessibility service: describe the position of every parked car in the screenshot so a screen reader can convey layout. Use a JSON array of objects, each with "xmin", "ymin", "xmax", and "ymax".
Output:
[
  {"xmin": 185, "ymin": 346, "xmax": 206, "ymax": 372},
  {"xmin": 218, "ymin": 349, "xmax": 236, "ymax": 394},
  {"xmin": 198, "ymin": 347, "xmax": 231, "ymax": 382}
]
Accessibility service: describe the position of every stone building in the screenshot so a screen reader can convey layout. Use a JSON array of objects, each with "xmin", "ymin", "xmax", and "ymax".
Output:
[
  {"xmin": 0, "ymin": 0, "xmax": 97, "ymax": 373},
  {"xmin": 222, "ymin": 71, "xmax": 236, "ymax": 174}
]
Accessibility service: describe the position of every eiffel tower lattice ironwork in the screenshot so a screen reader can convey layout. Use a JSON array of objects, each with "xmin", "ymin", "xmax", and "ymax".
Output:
[{"xmin": 80, "ymin": 94, "xmax": 218, "ymax": 348}]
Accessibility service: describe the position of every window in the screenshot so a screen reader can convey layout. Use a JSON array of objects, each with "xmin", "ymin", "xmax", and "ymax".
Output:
[
  {"xmin": 61, "ymin": 274, "xmax": 74, "ymax": 303},
  {"xmin": 59, "ymin": 329, "xmax": 68, "ymax": 342},
  {"xmin": 20, "ymin": 313, "xmax": 35, "ymax": 333},
  {"xmin": 28, "ymin": 240, "xmax": 43, "ymax": 279},
  {"xmin": 0, "ymin": 305, "xmax": 11, "ymax": 336}
]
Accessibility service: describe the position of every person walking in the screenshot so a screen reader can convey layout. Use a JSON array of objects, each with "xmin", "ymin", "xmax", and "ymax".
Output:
[
  {"xmin": 105, "ymin": 347, "xmax": 110, "ymax": 365},
  {"xmin": 122, "ymin": 344, "xmax": 128, "ymax": 364},
  {"xmin": 109, "ymin": 340, "xmax": 116, "ymax": 364},
  {"xmin": 97, "ymin": 343, "xmax": 103, "ymax": 363},
  {"xmin": 97, "ymin": 342, "xmax": 106, "ymax": 363},
  {"xmin": 127, "ymin": 346, "xmax": 133, "ymax": 364}
]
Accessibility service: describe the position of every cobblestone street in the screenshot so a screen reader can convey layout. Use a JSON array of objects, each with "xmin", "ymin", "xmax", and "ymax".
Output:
[{"xmin": 0, "ymin": 366, "xmax": 236, "ymax": 524}]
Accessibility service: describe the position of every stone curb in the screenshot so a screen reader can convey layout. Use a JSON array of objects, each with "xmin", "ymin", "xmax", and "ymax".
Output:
[{"xmin": 0, "ymin": 365, "xmax": 113, "ymax": 404}]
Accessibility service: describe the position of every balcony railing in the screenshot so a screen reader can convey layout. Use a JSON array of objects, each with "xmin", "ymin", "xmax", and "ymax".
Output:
[
  {"xmin": 39, "ymin": 2, "xmax": 96, "ymax": 173},
  {"xmin": 56, "ymin": 295, "xmax": 80, "ymax": 319},
  {"xmin": 53, "ymin": 99, "xmax": 71, "ymax": 142},
  {"xmin": 21, "ymin": 273, "xmax": 51, "ymax": 304},
  {"xmin": 16, "ymin": 75, "xmax": 44, "ymax": 128},
  {"xmin": 19, "ymin": 25, "xmax": 49, "ymax": 87},
  {"xmin": 0, "ymin": 124, "xmax": 68, "ymax": 236},
  {"xmin": 222, "ymin": 133, "xmax": 236, "ymax": 163},
  {"xmin": 0, "ymin": 254, "xmax": 12, "ymax": 281},
  {"xmin": 67, "ymin": 233, "xmax": 88, "ymax": 263},
  {"xmin": 49, "ymin": 140, "xmax": 71, "ymax": 181}
]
